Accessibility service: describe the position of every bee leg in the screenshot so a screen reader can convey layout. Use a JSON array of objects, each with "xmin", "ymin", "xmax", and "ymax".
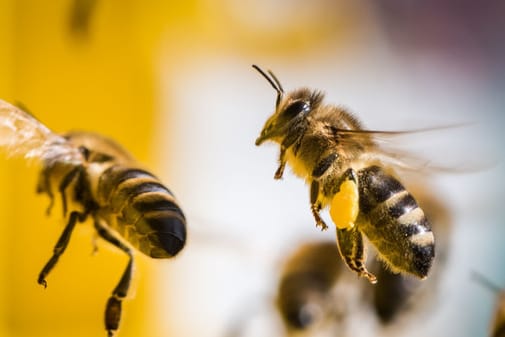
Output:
[
  {"xmin": 309, "ymin": 154, "xmax": 339, "ymax": 231},
  {"xmin": 310, "ymin": 180, "xmax": 328, "ymax": 230},
  {"xmin": 94, "ymin": 221, "xmax": 134, "ymax": 337},
  {"xmin": 274, "ymin": 147, "xmax": 286, "ymax": 179},
  {"xmin": 37, "ymin": 168, "xmax": 55, "ymax": 215},
  {"xmin": 276, "ymin": 122, "xmax": 307, "ymax": 179},
  {"xmin": 312, "ymin": 153, "xmax": 338, "ymax": 179},
  {"xmin": 58, "ymin": 166, "xmax": 83, "ymax": 216},
  {"xmin": 38, "ymin": 211, "xmax": 85, "ymax": 288},
  {"xmin": 336, "ymin": 227, "xmax": 377, "ymax": 284}
]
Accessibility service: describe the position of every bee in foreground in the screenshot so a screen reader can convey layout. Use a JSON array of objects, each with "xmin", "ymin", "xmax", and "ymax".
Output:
[
  {"xmin": 0, "ymin": 99, "xmax": 186, "ymax": 336},
  {"xmin": 276, "ymin": 183, "xmax": 450, "ymax": 334},
  {"xmin": 253, "ymin": 65, "xmax": 434, "ymax": 283}
]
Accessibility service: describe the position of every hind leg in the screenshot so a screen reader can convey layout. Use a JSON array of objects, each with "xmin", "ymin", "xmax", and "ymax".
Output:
[
  {"xmin": 94, "ymin": 220, "xmax": 134, "ymax": 337},
  {"xmin": 336, "ymin": 227, "xmax": 376, "ymax": 284},
  {"xmin": 310, "ymin": 180, "xmax": 328, "ymax": 230}
]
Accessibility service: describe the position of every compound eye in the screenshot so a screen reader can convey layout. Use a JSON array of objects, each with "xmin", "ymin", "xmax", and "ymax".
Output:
[{"xmin": 282, "ymin": 100, "xmax": 309, "ymax": 119}]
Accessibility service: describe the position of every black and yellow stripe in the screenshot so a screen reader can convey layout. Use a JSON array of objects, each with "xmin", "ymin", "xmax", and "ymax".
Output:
[
  {"xmin": 358, "ymin": 165, "xmax": 434, "ymax": 278},
  {"xmin": 96, "ymin": 165, "xmax": 186, "ymax": 258}
]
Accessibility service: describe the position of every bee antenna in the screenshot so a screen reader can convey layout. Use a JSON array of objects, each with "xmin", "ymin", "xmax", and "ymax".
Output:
[
  {"xmin": 267, "ymin": 69, "xmax": 284, "ymax": 94},
  {"xmin": 252, "ymin": 64, "xmax": 284, "ymax": 107},
  {"xmin": 471, "ymin": 270, "xmax": 501, "ymax": 293}
]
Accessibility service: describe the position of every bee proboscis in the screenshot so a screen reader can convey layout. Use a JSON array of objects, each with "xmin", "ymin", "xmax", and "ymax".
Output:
[
  {"xmin": 0, "ymin": 99, "xmax": 186, "ymax": 336},
  {"xmin": 253, "ymin": 64, "xmax": 435, "ymax": 283}
]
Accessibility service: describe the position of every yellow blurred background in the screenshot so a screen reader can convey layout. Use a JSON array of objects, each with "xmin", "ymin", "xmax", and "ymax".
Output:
[
  {"xmin": 1, "ymin": 1, "xmax": 504, "ymax": 337},
  {"xmin": 0, "ymin": 1, "xmax": 167, "ymax": 336}
]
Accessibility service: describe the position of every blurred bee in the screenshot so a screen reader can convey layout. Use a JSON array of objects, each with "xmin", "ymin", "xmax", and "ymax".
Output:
[
  {"xmin": 69, "ymin": 0, "xmax": 99, "ymax": 38},
  {"xmin": 472, "ymin": 272, "xmax": 505, "ymax": 337},
  {"xmin": 253, "ymin": 65, "xmax": 435, "ymax": 283},
  {"xmin": 0, "ymin": 99, "xmax": 186, "ymax": 336},
  {"xmin": 276, "ymin": 241, "xmax": 345, "ymax": 333}
]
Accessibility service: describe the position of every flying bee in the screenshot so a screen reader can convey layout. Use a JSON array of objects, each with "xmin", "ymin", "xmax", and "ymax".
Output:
[
  {"xmin": 371, "ymin": 180, "xmax": 451, "ymax": 323},
  {"xmin": 0, "ymin": 99, "xmax": 186, "ymax": 336},
  {"xmin": 253, "ymin": 65, "xmax": 435, "ymax": 284},
  {"xmin": 275, "ymin": 182, "xmax": 451, "ymax": 335}
]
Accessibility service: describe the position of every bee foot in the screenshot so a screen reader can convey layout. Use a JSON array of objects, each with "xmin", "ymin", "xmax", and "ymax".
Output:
[
  {"xmin": 38, "ymin": 278, "xmax": 48, "ymax": 288},
  {"xmin": 274, "ymin": 169, "xmax": 284, "ymax": 180},
  {"xmin": 274, "ymin": 161, "xmax": 286, "ymax": 180},
  {"xmin": 361, "ymin": 271, "xmax": 377, "ymax": 284},
  {"xmin": 316, "ymin": 221, "xmax": 328, "ymax": 231}
]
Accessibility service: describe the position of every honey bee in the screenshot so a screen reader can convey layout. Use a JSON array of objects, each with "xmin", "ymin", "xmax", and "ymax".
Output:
[
  {"xmin": 371, "ymin": 180, "xmax": 451, "ymax": 323},
  {"xmin": 275, "ymin": 182, "xmax": 450, "ymax": 334},
  {"xmin": 0, "ymin": 99, "xmax": 186, "ymax": 336},
  {"xmin": 253, "ymin": 65, "xmax": 435, "ymax": 283}
]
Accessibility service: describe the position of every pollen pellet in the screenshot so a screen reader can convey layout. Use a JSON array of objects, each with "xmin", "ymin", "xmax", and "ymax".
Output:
[{"xmin": 329, "ymin": 180, "xmax": 359, "ymax": 229}]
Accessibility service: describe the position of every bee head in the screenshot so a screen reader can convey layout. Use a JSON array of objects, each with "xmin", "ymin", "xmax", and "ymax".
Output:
[{"xmin": 253, "ymin": 65, "xmax": 321, "ymax": 145}]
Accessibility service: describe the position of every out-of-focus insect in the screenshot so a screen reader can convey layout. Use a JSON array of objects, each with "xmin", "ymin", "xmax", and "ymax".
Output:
[
  {"xmin": 472, "ymin": 272, "xmax": 505, "ymax": 337},
  {"xmin": 276, "ymin": 241, "xmax": 345, "ymax": 332},
  {"xmin": 69, "ymin": 0, "xmax": 99, "ymax": 38},
  {"xmin": 0, "ymin": 99, "xmax": 186, "ymax": 336},
  {"xmin": 253, "ymin": 64, "xmax": 436, "ymax": 283}
]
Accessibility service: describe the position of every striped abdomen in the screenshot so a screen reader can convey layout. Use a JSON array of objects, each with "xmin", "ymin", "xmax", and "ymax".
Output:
[
  {"xmin": 96, "ymin": 165, "xmax": 186, "ymax": 258},
  {"xmin": 357, "ymin": 166, "xmax": 434, "ymax": 278}
]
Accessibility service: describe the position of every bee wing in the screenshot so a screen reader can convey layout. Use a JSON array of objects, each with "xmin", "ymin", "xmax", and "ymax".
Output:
[
  {"xmin": 0, "ymin": 99, "xmax": 83, "ymax": 165},
  {"xmin": 334, "ymin": 123, "xmax": 496, "ymax": 173}
]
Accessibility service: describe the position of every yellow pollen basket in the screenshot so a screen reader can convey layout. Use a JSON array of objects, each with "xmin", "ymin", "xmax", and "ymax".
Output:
[{"xmin": 329, "ymin": 179, "xmax": 359, "ymax": 229}]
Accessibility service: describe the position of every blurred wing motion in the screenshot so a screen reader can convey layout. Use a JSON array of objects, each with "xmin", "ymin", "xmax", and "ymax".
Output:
[
  {"xmin": 0, "ymin": 99, "xmax": 83, "ymax": 165},
  {"xmin": 334, "ymin": 123, "xmax": 495, "ymax": 173}
]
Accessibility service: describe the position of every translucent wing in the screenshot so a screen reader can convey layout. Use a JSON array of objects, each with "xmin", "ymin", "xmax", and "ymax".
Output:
[
  {"xmin": 0, "ymin": 99, "xmax": 83, "ymax": 165},
  {"xmin": 333, "ymin": 123, "xmax": 496, "ymax": 174}
]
